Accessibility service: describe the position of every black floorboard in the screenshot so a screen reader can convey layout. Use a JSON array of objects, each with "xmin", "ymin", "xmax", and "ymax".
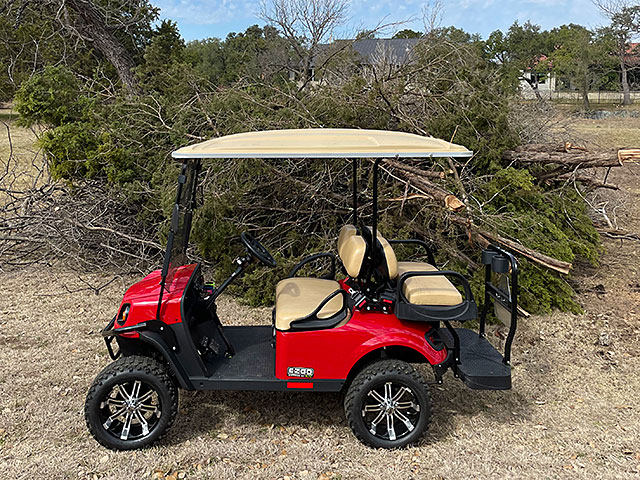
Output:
[{"xmin": 204, "ymin": 326, "xmax": 275, "ymax": 379}]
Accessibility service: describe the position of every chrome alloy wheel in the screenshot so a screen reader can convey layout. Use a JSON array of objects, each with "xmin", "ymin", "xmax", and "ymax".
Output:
[
  {"xmin": 98, "ymin": 380, "xmax": 161, "ymax": 441},
  {"xmin": 361, "ymin": 381, "xmax": 420, "ymax": 441}
]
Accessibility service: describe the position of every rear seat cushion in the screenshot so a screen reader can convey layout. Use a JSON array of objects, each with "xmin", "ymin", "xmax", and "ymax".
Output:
[
  {"xmin": 397, "ymin": 261, "xmax": 463, "ymax": 306},
  {"xmin": 275, "ymin": 278, "xmax": 346, "ymax": 331}
]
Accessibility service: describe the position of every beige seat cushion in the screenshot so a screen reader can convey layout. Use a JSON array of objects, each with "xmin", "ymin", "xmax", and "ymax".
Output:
[
  {"xmin": 337, "ymin": 224, "xmax": 357, "ymax": 257},
  {"xmin": 275, "ymin": 278, "xmax": 346, "ymax": 330},
  {"xmin": 397, "ymin": 261, "xmax": 463, "ymax": 306},
  {"xmin": 377, "ymin": 234, "xmax": 398, "ymax": 279},
  {"xmin": 339, "ymin": 233, "xmax": 367, "ymax": 278},
  {"xmin": 364, "ymin": 228, "xmax": 398, "ymax": 280}
]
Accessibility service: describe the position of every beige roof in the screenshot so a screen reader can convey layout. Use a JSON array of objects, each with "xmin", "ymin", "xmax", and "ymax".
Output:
[{"xmin": 171, "ymin": 128, "xmax": 472, "ymax": 159}]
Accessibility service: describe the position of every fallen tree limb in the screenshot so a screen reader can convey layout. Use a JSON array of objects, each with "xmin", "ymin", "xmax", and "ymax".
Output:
[
  {"xmin": 450, "ymin": 216, "xmax": 573, "ymax": 275},
  {"xmin": 597, "ymin": 227, "xmax": 640, "ymax": 241},
  {"xmin": 481, "ymin": 231, "xmax": 572, "ymax": 275},
  {"xmin": 553, "ymin": 174, "xmax": 619, "ymax": 191},
  {"xmin": 383, "ymin": 159, "xmax": 450, "ymax": 179},
  {"xmin": 73, "ymin": 222, "xmax": 163, "ymax": 250},
  {"xmin": 503, "ymin": 150, "xmax": 624, "ymax": 168},
  {"xmin": 504, "ymin": 145, "xmax": 639, "ymax": 169},
  {"xmin": 382, "ymin": 160, "xmax": 465, "ymax": 212}
]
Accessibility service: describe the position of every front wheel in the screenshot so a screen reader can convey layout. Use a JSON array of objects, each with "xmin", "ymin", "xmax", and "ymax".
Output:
[
  {"xmin": 85, "ymin": 355, "xmax": 178, "ymax": 450},
  {"xmin": 344, "ymin": 359, "xmax": 432, "ymax": 448}
]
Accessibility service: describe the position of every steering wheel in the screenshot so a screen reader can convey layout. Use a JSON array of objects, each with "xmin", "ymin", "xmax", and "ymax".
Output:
[{"xmin": 240, "ymin": 232, "xmax": 277, "ymax": 268}]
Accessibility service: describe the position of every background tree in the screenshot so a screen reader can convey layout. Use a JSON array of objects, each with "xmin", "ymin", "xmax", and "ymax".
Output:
[
  {"xmin": 485, "ymin": 21, "xmax": 552, "ymax": 99},
  {"xmin": 594, "ymin": 0, "xmax": 640, "ymax": 105},
  {"xmin": 0, "ymin": 0, "xmax": 158, "ymax": 93},
  {"xmin": 549, "ymin": 24, "xmax": 615, "ymax": 109},
  {"xmin": 259, "ymin": 0, "xmax": 348, "ymax": 85},
  {"xmin": 393, "ymin": 29, "xmax": 423, "ymax": 39}
]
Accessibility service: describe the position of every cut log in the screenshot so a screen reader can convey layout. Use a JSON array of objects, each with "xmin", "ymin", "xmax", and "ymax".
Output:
[
  {"xmin": 480, "ymin": 232, "xmax": 572, "ymax": 275},
  {"xmin": 503, "ymin": 150, "xmax": 624, "ymax": 168},
  {"xmin": 381, "ymin": 161, "xmax": 465, "ymax": 212},
  {"xmin": 450, "ymin": 216, "xmax": 573, "ymax": 275},
  {"xmin": 445, "ymin": 195, "xmax": 465, "ymax": 211},
  {"xmin": 383, "ymin": 159, "xmax": 449, "ymax": 179},
  {"xmin": 504, "ymin": 145, "xmax": 639, "ymax": 171},
  {"xmin": 618, "ymin": 149, "xmax": 640, "ymax": 163}
]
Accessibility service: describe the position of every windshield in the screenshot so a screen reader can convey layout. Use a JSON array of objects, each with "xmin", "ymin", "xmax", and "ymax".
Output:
[{"xmin": 161, "ymin": 159, "xmax": 200, "ymax": 292}]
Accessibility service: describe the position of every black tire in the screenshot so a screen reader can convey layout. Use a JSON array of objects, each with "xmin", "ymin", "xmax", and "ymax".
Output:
[
  {"xmin": 85, "ymin": 355, "xmax": 178, "ymax": 451},
  {"xmin": 344, "ymin": 359, "xmax": 432, "ymax": 449}
]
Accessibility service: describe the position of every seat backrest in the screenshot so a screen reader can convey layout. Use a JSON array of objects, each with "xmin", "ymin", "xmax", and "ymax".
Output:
[
  {"xmin": 337, "ymin": 224, "xmax": 357, "ymax": 258},
  {"xmin": 376, "ymin": 232, "xmax": 398, "ymax": 280},
  {"xmin": 338, "ymin": 231, "xmax": 367, "ymax": 278}
]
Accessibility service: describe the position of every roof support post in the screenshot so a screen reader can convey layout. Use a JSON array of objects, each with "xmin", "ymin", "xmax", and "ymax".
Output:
[
  {"xmin": 371, "ymin": 157, "xmax": 382, "ymax": 238},
  {"xmin": 352, "ymin": 158, "xmax": 358, "ymax": 225}
]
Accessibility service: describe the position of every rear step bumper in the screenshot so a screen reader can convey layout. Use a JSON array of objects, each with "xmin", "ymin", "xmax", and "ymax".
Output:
[{"xmin": 442, "ymin": 328, "xmax": 511, "ymax": 390}]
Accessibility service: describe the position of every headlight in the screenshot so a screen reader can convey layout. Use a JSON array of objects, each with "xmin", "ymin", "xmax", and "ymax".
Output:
[{"xmin": 116, "ymin": 304, "xmax": 130, "ymax": 326}]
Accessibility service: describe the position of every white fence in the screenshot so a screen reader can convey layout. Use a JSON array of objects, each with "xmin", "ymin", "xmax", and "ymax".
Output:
[{"xmin": 521, "ymin": 89, "xmax": 640, "ymax": 103}]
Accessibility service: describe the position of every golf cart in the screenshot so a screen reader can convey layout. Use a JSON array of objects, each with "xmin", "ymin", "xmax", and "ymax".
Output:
[{"xmin": 84, "ymin": 129, "xmax": 520, "ymax": 451}]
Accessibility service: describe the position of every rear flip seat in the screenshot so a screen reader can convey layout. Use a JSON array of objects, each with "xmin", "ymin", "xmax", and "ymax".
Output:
[
  {"xmin": 396, "ymin": 261, "xmax": 463, "ymax": 306},
  {"xmin": 376, "ymin": 233, "xmax": 463, "ymax": 306}
]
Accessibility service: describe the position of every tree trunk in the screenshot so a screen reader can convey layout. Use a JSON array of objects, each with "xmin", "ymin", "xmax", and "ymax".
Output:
[
  {"xmin": 582, "ymin": 78, "xmax": 590, "ymax": 111},
  {"xmin": 621, "ymin": 57, "xmax": 632, "ymax": 106},
  {"xmin": 65, "ymin": 0, "xmax": 139, "ymax": 94},
  {"xmin": 522, "ymin": 76, "xmax": 543, "ymax": 101}
]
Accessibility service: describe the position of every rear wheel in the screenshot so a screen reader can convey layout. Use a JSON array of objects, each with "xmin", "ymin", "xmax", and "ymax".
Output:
[
  {"xmin": 344, "ymin": 359, "xmax": 431, "ymax": 448},
  {"xmin": 85, "ymin": 355, "xmax": 178, "ymax": 450}
]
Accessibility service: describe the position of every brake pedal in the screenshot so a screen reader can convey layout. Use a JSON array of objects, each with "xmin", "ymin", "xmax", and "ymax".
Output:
[
  {"xmin": 207, "ymin": 338, "xmax": 221, "ymax": 356},
  {"xmin": 198, "ymin": 336, "xmax": 210, "ymax": 354}
]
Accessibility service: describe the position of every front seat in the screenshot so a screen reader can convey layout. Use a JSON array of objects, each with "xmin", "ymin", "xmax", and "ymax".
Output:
[{"xmin": 274, "ymin": 230, "xmax": 366, "ymax": 331}]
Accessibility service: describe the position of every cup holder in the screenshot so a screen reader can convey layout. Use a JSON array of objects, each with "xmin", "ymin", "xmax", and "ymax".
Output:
[{"xmin": 481, "ymin": 249, "xmax": 510, "ymax": 273}]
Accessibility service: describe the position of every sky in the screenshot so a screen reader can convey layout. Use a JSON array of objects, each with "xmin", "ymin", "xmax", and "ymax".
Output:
[{"xmin": 153, "ymin": 0, "xmax": 611, "ymax": 42}]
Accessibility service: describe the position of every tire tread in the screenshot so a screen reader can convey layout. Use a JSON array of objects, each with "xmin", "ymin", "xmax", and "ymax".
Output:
[
  {"xmin": 344, "ymin": 359, "xmax": 432, "ymax": 448},
  {"xmin": 85, "ymin": 355, "xmax": 178, "ymax": 450}
]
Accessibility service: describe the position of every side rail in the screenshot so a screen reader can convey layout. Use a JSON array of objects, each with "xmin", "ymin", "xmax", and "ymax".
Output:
[
  {"xmin": 388, "ymin": 239, "xmax": 437, "ymax": 267},
  {"xmin": 287, "ymin": 252, "xmax": 339, "ymax": 280},
  {"xmin": 288, "ymin": 289, "xmax": 352, "ymax": 331},
  {"xmin": 395, "ymin": 270, "xmax": 478, "ymax": 323},
  {"xmin": 479, "ymin": 244, "xmax": 519, "ymax": 365}
]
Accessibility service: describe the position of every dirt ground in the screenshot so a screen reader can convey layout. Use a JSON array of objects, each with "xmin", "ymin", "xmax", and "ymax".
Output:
[{"xmin": 1, "ymin": 111, "xmax": 639, "ymax": 479}]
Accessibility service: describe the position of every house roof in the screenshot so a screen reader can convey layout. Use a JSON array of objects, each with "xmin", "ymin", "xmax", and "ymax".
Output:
[
  {"xmin": 625, "ymin": 42, "xmax": 640, "ymax": 66},
  {"xmin": 313, "ymin": 38, "xmax": 420, "ymax": 67},
  {"xmin": 347, "ymin": 38, "xmax": 420, "ymax": 65},
  {"xmin": 171, "ymin": 128, "xmax": 472, "ymax": 159}
]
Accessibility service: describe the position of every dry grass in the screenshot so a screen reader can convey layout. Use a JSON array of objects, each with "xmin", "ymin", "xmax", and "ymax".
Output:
[
  {"xmin": 0, "ymin": 108, "xmax": 46, "ymax": 195},
  {"xmin": 0, "ymin": 264, "xmax": 639, "ymax": 480},
  {"xmin": 0, "ymin": 108, "xmax": 39, "ymax": 158},
  {"xmin": 571, "ymin": 117, "xmax": 640, "ymax": 150},
  {"xmin": 1, "ymin": 108, "xmax": 640, "ymax": 480},
  {"xmin": 549, "ymin": 103, "xmax": 640, "ymax": 150}
]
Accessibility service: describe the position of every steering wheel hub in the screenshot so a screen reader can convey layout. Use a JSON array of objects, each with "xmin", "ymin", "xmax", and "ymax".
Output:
[{"xmin": 240, "ymin": 232, "xmax": 277, "ymax": 268}]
